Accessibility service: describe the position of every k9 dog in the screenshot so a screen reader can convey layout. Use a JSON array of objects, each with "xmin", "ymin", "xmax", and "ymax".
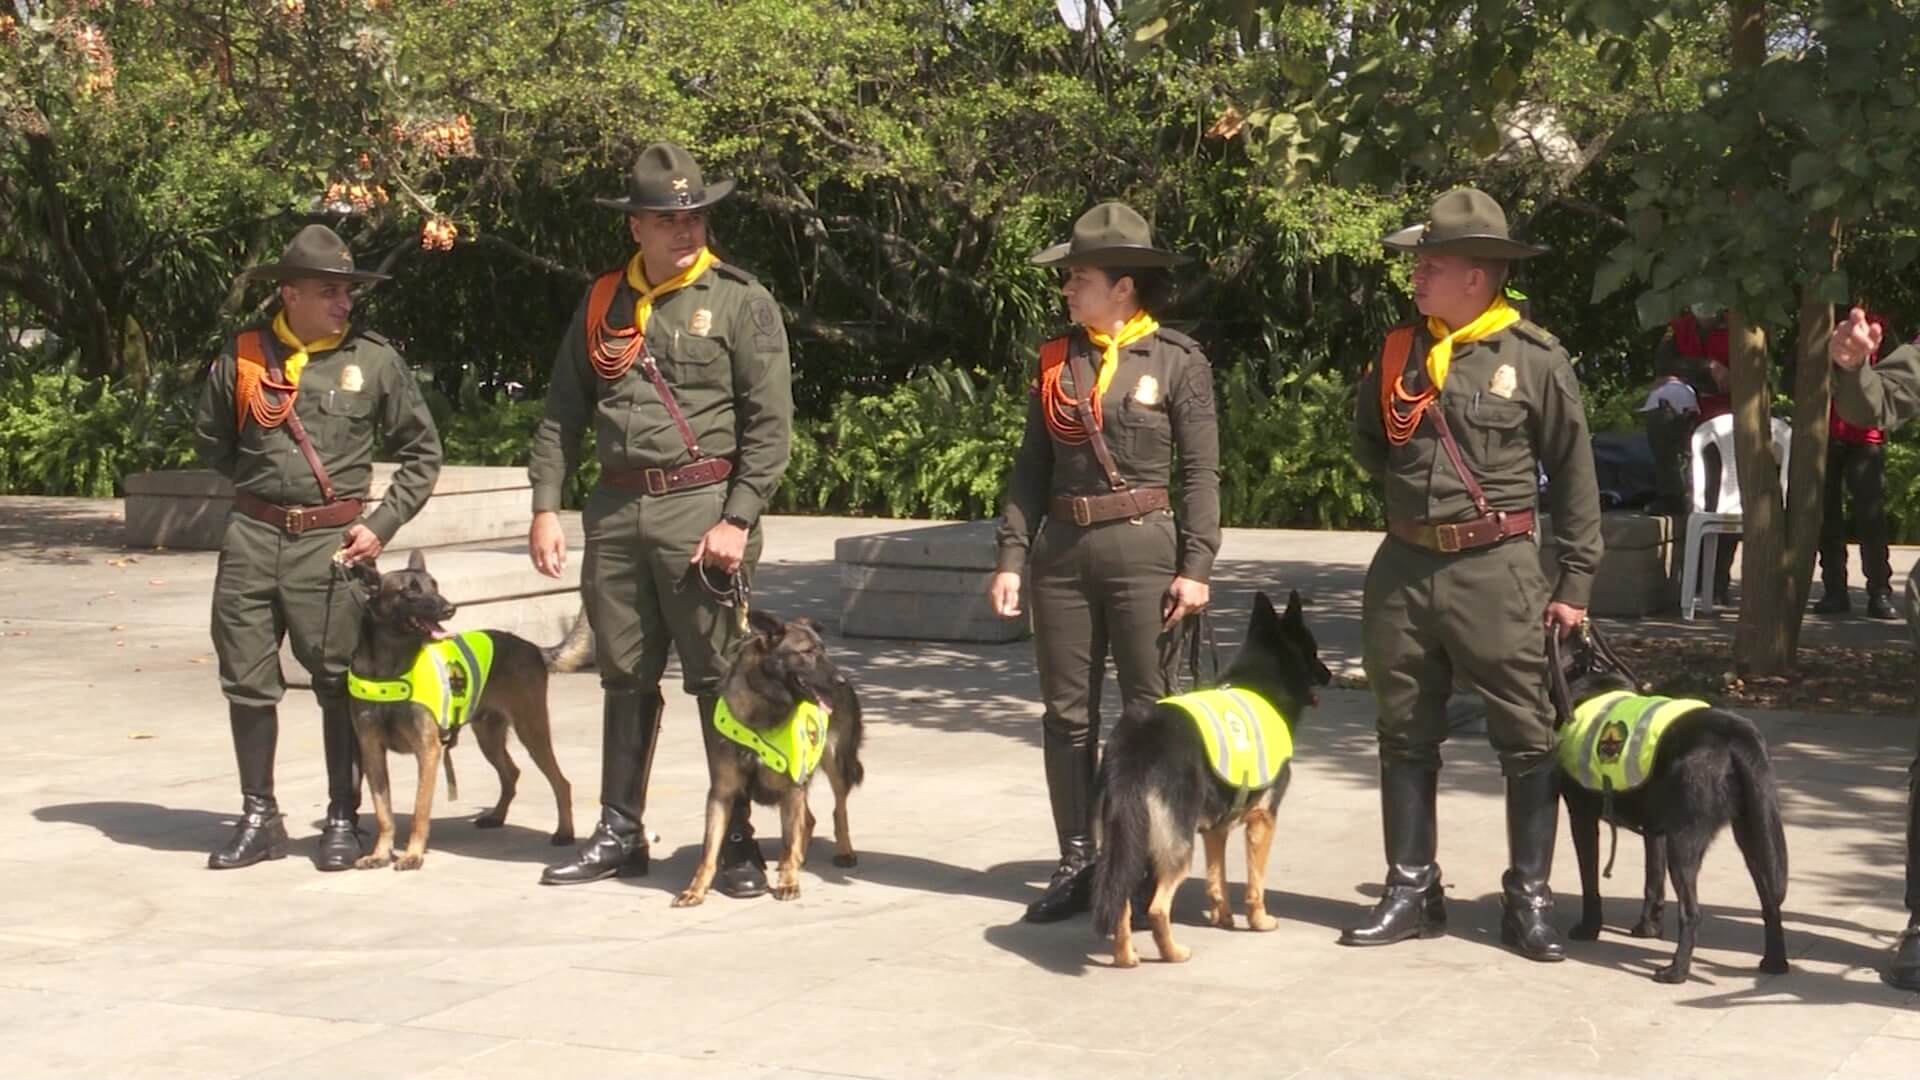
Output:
[{"xmin": 345, "ymin": 552, "xmax": 574, "ymax": 870}]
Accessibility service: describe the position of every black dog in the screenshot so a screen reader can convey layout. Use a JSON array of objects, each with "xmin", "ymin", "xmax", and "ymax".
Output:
[
  {"xmin": 1552, "ymin": 627, "xmax": 1789, "ymax": 982},
  {"xmin": 1089, "ymin": 591, "xmax": 1331, "ymax": 967}
]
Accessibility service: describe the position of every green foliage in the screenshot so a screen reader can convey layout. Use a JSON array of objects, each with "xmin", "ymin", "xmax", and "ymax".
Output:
[
  {"xmin": 1215, "ymin": 363, "xmax": 1381, "ymax": 530},
  {"xmin": 0, "ymin": 357, "xmax": 195, "ymax": 497}
]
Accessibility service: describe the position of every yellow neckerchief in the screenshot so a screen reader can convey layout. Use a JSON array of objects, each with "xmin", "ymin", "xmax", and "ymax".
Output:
[
  {"xmin": 1423, "ymin": 295, "xmax": 1520, "ymax": 389},
  {"xmin": 1082, "ymin": 309, "xmax": 1160, "ymax": 397},
  {"xmin": 271, "ymin": 312, "xmax": 346, "ymax": 387},
  {"xmin": 625, "ymin": 246, "xmax": 716, "ymax": 338}
]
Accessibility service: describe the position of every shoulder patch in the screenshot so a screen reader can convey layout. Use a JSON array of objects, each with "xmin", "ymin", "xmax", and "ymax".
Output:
[{"xmin": 1510, "ymin": 319, "xmax": 1561, "ymax": 350}]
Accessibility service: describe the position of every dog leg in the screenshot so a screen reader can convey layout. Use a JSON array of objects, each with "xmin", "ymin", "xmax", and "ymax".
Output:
[
  {"xmin": 1243, "ymin": 808, "xmax": 1279, "ymax": 932},
  {"xmin": 826, "ymin": 754, "xmax": 857, "ymax": 868},
  {"xmin": 1633, "ymin": 835, "xmax": 1668, "ymax": 939},
  {"xmin": 354, "ymin": 727, "xmax": 395, "ymax": 870},
  {"xmin": 514, "ymin": 698, "xmax": 575, "ymax": 846},
  {"xmin": 1566, "ymin": 802, "xmax": 1604, "ymax": 940},
  {"xmin": 1148, "ymin": 870, "xmax": 1190, "ymax": 964},
  {"xmin": 1654, "ymin": 835, "xmax": 1704, "ymax": 983},
  {"xmin": 773, "ymin": 788, "xmax": 806, "ymax": 901},
  {"xmin": 1201, "ymin": 822, "xmax": 1232, "ymax": 930},
  {"xmin": 1730, "ymin": 804, "xmax": 1789, "ymax": 974},
  {"xmin": 1112, "ymin": 898, "xmax": 1140, "ymax": 968},
  {"xmin": 673, "ymin": 786, "xmax": 734, "ymax": 908},
  {"xmin": 471, "ymin": 715, "xmax": 518, "ymax": 830},
  {"xmin": 394, "ymin": 738, "xmax": 440, "ymax": 871}
]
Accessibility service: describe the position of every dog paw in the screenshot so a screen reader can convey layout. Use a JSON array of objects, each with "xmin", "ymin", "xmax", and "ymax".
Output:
[
  {"xmin": 549, "ymin": 831, "xmax": 575, "ymax": 847},
  {"xmin": 474, "ymin": 813, "xmax": 505, "ymax": 829},
  {"xmin": 1247, "ymin": 911, "xmax": 1279, "ymax": 933},
  {"xmin": 1207, "ymin": 905, "xmax": 1233, "ymax": 930},
  {"xmin": 1112, "ymin": 948, "xmax": 1140, "ymax": 969},
  {"xmin": 1630, "ymin": 918, "xmax": 1665, "ymax": 939},
  {"xmin": 832, "ymin": 852, "xmax": 857, "ymax": 868},
  {"xmin": 1159, "ymin": 943, "xmax": 1192, "ymax": 964},
  {"xmin": 1569, "ymin": 920, "xmax": 1603, "ymax": 941},
  {"xmin": 393, "ymin": 853, "xmax": 424, "ymax": 872},
  {"xmin": 672, "ymin": 890, "xmax": 706, "ymax": 908},
  {"xmin": 773, "ymin": 883, "xmax": 801, "ymax": 902},
  {"xmin": 354, "ymin": 854, "xmax": 391, "ymax": 870},
  {"xmin": 1652, "ymin": 963, "xmax": 1688, "ymax": 984},
  {"xmin": 1759, "ymin": 955, "xmax": 1789, "ymax": 975}
]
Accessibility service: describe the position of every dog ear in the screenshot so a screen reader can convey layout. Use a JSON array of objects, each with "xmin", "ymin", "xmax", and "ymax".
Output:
[
  {"xmin": 406, "ymin": 549, "xmax": 427, "ymax": 572},
  {"xmin": 746, "ymin": 608, "xmax": 785, "ymax": 643},
  {"xmin": 1282, "ymin": 589, "xmax": 1305, "ymax": 625}
]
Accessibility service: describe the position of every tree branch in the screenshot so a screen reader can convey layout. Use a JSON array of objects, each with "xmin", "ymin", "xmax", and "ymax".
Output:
[
  {"xmin": 0, "ymin": 256, "xmax": 67, "ymax": 324},
  {"xmin": 472, "ymin": 233, "xmax": 593, "ymax": 283}
]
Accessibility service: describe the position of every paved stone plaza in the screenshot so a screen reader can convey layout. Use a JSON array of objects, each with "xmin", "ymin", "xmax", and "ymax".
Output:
[{"xmin": 2, "ymin": 498, "xmax": 1916, "ymax": 1078}]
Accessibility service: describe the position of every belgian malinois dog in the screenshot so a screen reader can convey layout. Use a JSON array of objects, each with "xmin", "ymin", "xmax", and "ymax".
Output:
[
  {"xmin": 673, "ymin": 609, "xmax": 865, "ymax": 906},
  {"xmin": 345, "ymin": 551, "xmax": 574, "ymax": 870}
]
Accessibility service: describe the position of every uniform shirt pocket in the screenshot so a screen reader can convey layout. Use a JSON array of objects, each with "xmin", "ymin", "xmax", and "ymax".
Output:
[
  {"xmin": 1113, "ymin": 377, "xmax": 1171, "ymax": 469},
  {"xmin": 1463, "ymin": 394, "xmax": 1530, "ymax": 475},
  {"xmin": 661, "ymin": 331, "xmax": 728, "ymax": 392}
]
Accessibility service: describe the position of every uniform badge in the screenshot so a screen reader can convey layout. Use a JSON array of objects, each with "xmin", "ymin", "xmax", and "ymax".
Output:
[
  {"xmin": 689, "ymin": 309, "xmax": 713, "ymax": 337},
  {"xmin": 1132, "ymin": 375, "xmax": 1161, "ymax": 406},
  {"xmin": 339, "ymin": 364, "xmax": 365, "ymax": 393},
  {"xmin": 1488, "ymin": 364, "xmax": 1517, "ymax": 400}
]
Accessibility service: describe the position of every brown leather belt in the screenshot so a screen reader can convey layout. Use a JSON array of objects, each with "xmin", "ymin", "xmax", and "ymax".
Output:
[
  {"xmin": 601, "ymin": 457, "xmax": 734, "ymax": 496},
  {"xmin": 1388, "ymin": 508, "xmax": 1535, "ymax": 553},
  {"xmin": 232, "ymin": 491, "xmax": 363, "ymax": 536},
  {"xmin": 1050, "ymin": 487, "xmax": 1171, "ymax": 527}
]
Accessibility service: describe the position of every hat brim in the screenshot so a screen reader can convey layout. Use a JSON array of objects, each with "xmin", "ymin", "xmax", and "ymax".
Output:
[
  {"xmin": 1381, "ymin": 224, "xmax": 1548, "ymax": 260},
  {"xmin": 1029, "ymin": 242, "xmax": 1191, "ymax": 268},
  {"xmin": 238, "ymin": 263, "xmax": 390, "ymax": 285},
  {"xmin": 595, "ymin": 177, "xmax": 737, "ymax": 214}
]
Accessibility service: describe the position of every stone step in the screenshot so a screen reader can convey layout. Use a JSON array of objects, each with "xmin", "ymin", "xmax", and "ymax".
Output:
[{"xmin": 124, "ymin": 465, "xmax": 531, "ymax": 551}]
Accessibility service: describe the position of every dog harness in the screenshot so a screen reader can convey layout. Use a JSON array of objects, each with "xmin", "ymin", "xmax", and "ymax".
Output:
[
  {"xmin": 711, "ymin": 696, "xmax": 830, "ymax": 784},
  {"xmin": 1161, "ymin": 688, "xmax": 1293, "ymax": 796},
  {"xmin": 347, "ymin": 632, "xmax": 496, "ymax": 734},
  {"xmin": 1558, "ymin": 690, "xmax": 1709, "ymax": 794}
]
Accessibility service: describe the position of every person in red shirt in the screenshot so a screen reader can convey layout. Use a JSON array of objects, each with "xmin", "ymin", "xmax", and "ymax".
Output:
[
  {"xmin": 1814, "ymin": 310, "xmax": 1897, "ymax": 619},
  {"xmin": 1652, "ymin": 305, "xmax": 1736, "ymax": 605}
]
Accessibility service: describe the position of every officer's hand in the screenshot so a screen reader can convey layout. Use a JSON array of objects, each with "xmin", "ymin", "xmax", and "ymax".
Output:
[
  {"xmin": 692, "ymin": 520, "xmax": 747, "ymax": 575},
  {"xmin": 1830, "ymin": 306, "xmax": 1882, "ymax": 371},
  {"xmin": 988, "ymin": 571, "xmax": 1023, "ymax": 619},
  {"xmin": 1544, "ymin": 601, "xmax": 1586, "ymax": 639},
  {"xmin": 337, "ymin": 524, "xmax": 383, "ymax": 567},
  {"xmin": 528, "ymin": 512, "xmax": 567, "ymax": 579},
  {"xmin": 1162, "ymin": 576, "xmax": 1210, "ymax": 630}
]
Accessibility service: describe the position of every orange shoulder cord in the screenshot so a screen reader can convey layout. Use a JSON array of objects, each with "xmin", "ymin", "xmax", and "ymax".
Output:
[
  {"xmin": 233, "ymin": 330, "xmax": 297, "ymax": 434},
  {"xmin": 1377, "ymin": 326, "xmax": 1432, "ymax": 447},
  {"xmin": 584, "ymin": 270, "xmax": 643, "ymax": 381},
  {"xmin": 1037, "ymin": 337, "xmax": 1097, "ymax": 444}
]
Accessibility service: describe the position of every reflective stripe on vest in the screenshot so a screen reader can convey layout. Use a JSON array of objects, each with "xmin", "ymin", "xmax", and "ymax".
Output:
[
  {"xmin": 711, "ymin": 696, "xmax": 830, "ymax": 784},
  {"xmin": 346, "ymin": 632, "xmax": 496, "ymax": 734},
  {"xmin": 1161, "ymin": 688, "xmax": 1293, "ymax": 791},
  {"xmin": 1557, "ymin": 690, "xmax": 1709, "ymax": 794}
]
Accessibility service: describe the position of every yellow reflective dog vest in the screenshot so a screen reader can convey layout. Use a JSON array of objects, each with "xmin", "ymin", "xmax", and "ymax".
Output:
[
  {"xmin": 1557, "ymin": 690, "xmax": 1709, "ymax": 794},
  {"xmin": 711, "ymin": 696, "xmax": 830, "ymax": 784},
  {"xmin": 346, "ymin": 632, "xmax": 496, "ymax": 733},
  {"xmin": 1161, "ymin": 687, "xmax": 1293, "ymax": 791}
]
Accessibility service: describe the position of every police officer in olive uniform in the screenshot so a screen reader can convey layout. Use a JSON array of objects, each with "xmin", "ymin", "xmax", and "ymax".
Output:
[
  {"xmin": 1340, "ymin": 190, "xmax": 1602, "ymax": 961},
  {"xmin": 990, "ymin": 202, "xmax": 1221, "ymax": 923},
  {"xmin": 194, "ymin": 224, "xmax": 444, "ymax": 871},
  {"xmin": 1828, "ymin": 307, "xmax": 1920, "ymax": 989},
  {"xmin": 530, "ymin": 143, "xmax": 793, "ymax": 895}
]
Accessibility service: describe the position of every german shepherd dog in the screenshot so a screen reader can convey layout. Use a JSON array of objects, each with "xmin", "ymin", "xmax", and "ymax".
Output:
[
  {"xmin": 1090, "ymin": 591, "xmax": 1331, "ymax": 967},
  {"xmin": 1551, "ymin": 627, "xmax": 1789, "ymax": 982},
  {"xmin": 673, "ymin": 609, "xmax": 865, "ymax": 907},
  {"xmin": 345, "ymin": 551, "xmax": 574, "ymax": 870}
]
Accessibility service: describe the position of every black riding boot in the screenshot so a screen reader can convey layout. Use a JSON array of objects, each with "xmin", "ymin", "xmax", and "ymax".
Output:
[
  {"xmin": 315, "ymin": 688, "xmax": 363, "ymax": 871},
  {"xmin": 1340, "ymin": 760, "xmax": 1445, "ymax": 945},
  {"xmin": 1887, "ymin": 764, "xmax": 1920, "ymax": 990},
  {"xmin": 1500, "ymin": 758, "xmax": 1567, "ymax": 962},
  {"xmin": 705, "ymin": 695, "xmax": 771, "ymax": 899},
  {"xmin": 1025, "ymin": 718, "xmax": 1096, "ymax": 923},
  {"xmin": 208, "ymin": 703, "xmax": 288, "ymax": 869},
  {"xmin": 541, "ymin": 689, "xmax": 660, "ymax": 885}
]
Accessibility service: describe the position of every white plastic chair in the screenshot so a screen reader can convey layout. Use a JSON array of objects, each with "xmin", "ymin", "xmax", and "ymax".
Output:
[{"xmin": 1680, "ymin": 413, "xmax": 1791, "ymax": 619}]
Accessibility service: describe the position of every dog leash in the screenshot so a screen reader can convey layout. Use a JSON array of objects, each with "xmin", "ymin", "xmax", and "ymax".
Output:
[
  {"xmin": 680, "ymin": 560, "xmax": 752, "ymax": 634},
  {"xmin": 1161, "ymin": 610, "xmax": 1222, "ymax": 693}
]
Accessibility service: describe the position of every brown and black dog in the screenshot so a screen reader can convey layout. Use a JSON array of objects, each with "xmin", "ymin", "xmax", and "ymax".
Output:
[
  {"xmin": 673, "ymin": 609, "xmax": 864, "ymax": 906},
  {"xmin": 345, "ymin": 551, "xmax": 573, "ymax": 870}
]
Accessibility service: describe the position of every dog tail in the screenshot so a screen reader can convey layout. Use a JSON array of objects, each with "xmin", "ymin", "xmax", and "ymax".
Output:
[
  {"xmin": 837, "ymin": 684, "xmax": 865, "ymax": 789},
  {"xmin": 1728, "ymin": 717, "xmax": 1787, "ymax": 902},
  {"xmin": 1090, "ymin": 706, "xmax": 1157, "ymax": 939}
]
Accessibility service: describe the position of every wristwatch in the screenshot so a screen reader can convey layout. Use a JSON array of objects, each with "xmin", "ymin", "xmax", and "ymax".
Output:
[{"xmin": 721, "ymin": 513, "xmax": 753, "ymax": 530}]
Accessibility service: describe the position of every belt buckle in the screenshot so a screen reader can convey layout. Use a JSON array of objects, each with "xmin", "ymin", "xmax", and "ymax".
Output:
[
  {"xmin": 1071, "ymin": 499, "xmax": 1092, "ymax": 527},
  {"xmin": 642, "ymin": 467, "xmax": 669, "ymax": 496},
  {"xmin": 1435, "ymin": 523, "xmax": 1461, "ymax": 553},
  {"xmin": 284, "ymin": 508, "xmax": 306, "ymax": 536}
]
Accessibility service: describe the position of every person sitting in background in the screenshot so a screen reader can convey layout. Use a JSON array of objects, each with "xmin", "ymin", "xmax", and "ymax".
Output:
[{"xmin": 1649, "ymin": 306, "xmax": 1734, "ymax": 606}]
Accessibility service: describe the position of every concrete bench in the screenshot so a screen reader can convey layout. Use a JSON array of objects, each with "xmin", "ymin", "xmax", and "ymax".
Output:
[
  {"xmin": 123, "ymin": 465, "xmax": 531, "ymax": 551},
  {"xmin": 835, "ymin": 520, "xmax": 1030, "ymax": 643},
  {"xmin": 1538, "ymin": 510, "xmax": 1674, "ymax": 617}
]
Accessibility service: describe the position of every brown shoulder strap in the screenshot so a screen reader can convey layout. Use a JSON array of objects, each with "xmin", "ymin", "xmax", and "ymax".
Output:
[
  {"xmin": 1065, "ymin": 339, "xmax": 1129, "ymax": 492},
  {"xmin": 1425, "ymin": 407, "xmax": 1492, "ymax": 517},
  {"xmin": 247, "ymin": 329, "xmax": 339, "ymax": 503},
  {"xmin": 638, "ymin": 350, "xmax": 704, "ymax": 461}
]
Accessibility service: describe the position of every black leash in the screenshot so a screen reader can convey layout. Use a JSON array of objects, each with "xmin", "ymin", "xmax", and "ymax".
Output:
[
  {"xmin": 681, "ymin": 560, "xmax": 752, "ymax": 633},
  {"xmin": 1160, "ymin": 609, "xmax": 1222, "ymax": 693}
]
